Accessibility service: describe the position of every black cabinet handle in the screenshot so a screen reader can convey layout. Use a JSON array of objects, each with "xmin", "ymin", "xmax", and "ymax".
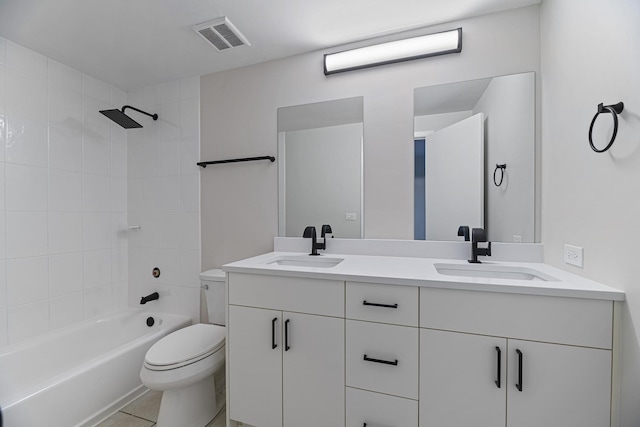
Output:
[
  {"xmin": 495, "ymin": 346, "xmax": 502, "ymax": 388},
  {"xmin": 363, "ymin": 354, "xmax": 398, "ymax": 366},
  {"xmin": 363, "ymin": 300, "xmax": 398, "ymax": 309},
  {"xmin": 284, "ymin": 319, "xmax": 291, "ymax": 351},
  {"xmin": 516, "ymin": 349, "xmax": 523, "ymax": 392},
  {"xmin": 271, "ymin": 317, "xmax": 277, "ymax": 349}
]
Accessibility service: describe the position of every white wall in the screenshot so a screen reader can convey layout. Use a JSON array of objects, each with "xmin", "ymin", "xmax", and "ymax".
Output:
[
  {"xmin": 473, "ymin": 72, "xmax": 535, "ymax": 242},
  {"xmin": 414, "ymin": 111, "xmax": 473, "ymax": 134},
  {"xmin": 540, "ymin": 1, "xmax": 640, "ymax": 425},
  {"xmin": 200, "ymin": 5, "xmax": 541, "ymax": 268},
  {"xmin": 126, "ymin": 78, "xmax": 202, "ymax": 323},
  {"xmin": 0, "ymin": 38, "xmax": 128, "ymax": 347},
  {"xmin": 283, "ymin": 123, "xmax": 362, "ymax": 238}
]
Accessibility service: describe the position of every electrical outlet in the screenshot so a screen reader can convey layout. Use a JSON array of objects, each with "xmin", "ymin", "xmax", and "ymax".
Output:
[
  {"xmin": 345, "ymin": 212, "xmax": 357, "ymax": 221},
  {"xmin": 564, "ymin": 244, "xmax": 584, "ymax": 267},
  {"xmin": 513, "ymin": 235, "xmax": 522, "ymax": 243}
]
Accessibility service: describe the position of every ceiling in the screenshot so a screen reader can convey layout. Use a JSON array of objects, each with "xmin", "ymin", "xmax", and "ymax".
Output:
[{"xmin": 0, "ymin": 0, "xmax": 540, "ymax": 91}]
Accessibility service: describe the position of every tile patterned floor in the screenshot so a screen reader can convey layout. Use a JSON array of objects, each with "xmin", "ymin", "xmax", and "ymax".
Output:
[{"xmin": 96, "ymin": 389, "xmax": 225, "ymax": 427}]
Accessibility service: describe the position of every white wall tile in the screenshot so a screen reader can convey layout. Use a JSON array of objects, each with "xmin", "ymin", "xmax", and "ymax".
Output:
[
  {"xmin": 6, "ymin": 41, "xmax": 47, "ymax": 80},
  {"xmin": 127, "ymin": 89, "xmax": 144, "ymax": 107},
  {"xmin": 158, "ymin": 102, "xmax": 180, "ymax": 141},
  {"xmin": 83, "ymin": 213, "xmax": 113, "ymax": 250},
  {"xmin": 111, "ymin": 248, "xmax": 128, "ymax": 283},
  {"xmin": 6, "ymin": 256, "xmax": 48, "ymax": 306},
  {"xmin": 156, "ymin": 249, "xmax": 181, "ymax": 285},
  {"xmin": 111, "ymin": 213, "xmax": 128, "ymax": 248},
  {"xmin": 142, "ymin": 139, "xmax": 159, "ymax": 177},
  {"xmin": 180, "ymin": 135, "xmax": 200, "ymax": 175},
  {"xmin": 111, "ymin": 176, "xmax": 127, "ymax": 212},
  {"xmin": 127, "ymin": 137, "xmax": 144, "ymax": 178},
  {"xmin": 161, "ymin": 213, "xmax": 181, "ymax": 249},
  {"xmin": 0, "ymin": 261, "xmax": 6, "ymax": 308},
  {"xmin": 50, "ymin": 292, "xmax": 83, "ymax": 330},
  {"xmin": 83, "ymin": 249, "xmax": 112, "ymax": 288},
  {"xmin": 5, "ymin": 164, "xmax": 48, "ymax": 211},
  {"xmin": 0, "ymin": 37, "xmax": 6, "ymax": 65},
  {"xmin": 111, "ymin": 87, "xmax": 126, "ymax": 108},
  {"xmin": 0, "ymin": 164, "xmax": 5, "ymax": 211},
  {"xmin": 159, "ymin": 81, "xmax": 180, "ymax": 105},
  {"xmin": 143, "ymin": 85, "xmax": 161, "ymax": 108},
  {"xmin": 180, "ymin": 174, "xmax": 200, "ymax": 212},
  {"xmin": 49, "ymin": 84, "xmax": 82, "ymax": 128},
  {"xmin": 82, "ymin": 74, "xmax": 111, "ymax": 104},
  {"xmin": 180, "ymin": 250, "xmax": 201, "ymax": 287},
  {"xmin": 8, "ymin": 300, "xmax": 49, "ymax": 344},
  {"xmin": 112, "ymin": 282, "xmax": 128, "ymax": 310},
  {"xmin": 6, "ymin": 68, "xmax": 48, "ymax": 123},
  {"xmin": 49, "ymin": 124, "xmax": 83, "ymax": 172},
  {"xmin": 49, "ymin": 252, "xmax": 83, "ymax": 297},
  {"xmin": 48, "ymin": 59, "xmax": 81, "ymax": 93},
  {"xmin": 6, "ymin": 117, "xmax": 48, "ymax": 167},
  {"xmin": 49, "ymin": 169, "xmax": 82, "ymax": 212},
  {"xmin": 0, "ymin": 213, "xmax": 6, "ymax": 260},
  {"xmin": 179, "ymin": 99, "xmax": 200, "ymax": 138},
  {"xmin": 143, "ymin": 177, "xmax": 162, "ymax": 212},
  {"xmin": 180, "ymin": 212, "xmax": 200, "ymax": 250},
  {"xmin": 179, "ymin": 76, "xmax": 200, "ymax": 101},
  {"xmin": 127, "ymin": 178, "xmax": 144, "ymax": 213},
  {"xmin": 83, "ymin": 97, "xmax": 111, "ymax": 141},
  {"xmin": 6, "ymin": 211, "xmax": 48, "ymax": 258},
  {"xmin": 48, "ymin": 212, "xmax": 83, "ymax": 254},
  {"xmin": 84, "ymin": 284, "xmax": 113, "ymax": 319},
  {"xmin": 160, "ymin": 175, "xmax": 180, "ymax": 212},
  {"xmin": 0, "ymin": 65, "xmax": 5, "ymax": 116},
  {"xmin": 158, "ymin": 139, "xmax": 180, "ymax": 176},
  {"xmin": 83, "ymin": 135, "xmax": 111, "ymax": 176},
  {"xmin": 82, "ymin": 174, "xmax": 111, "ymax": 212},
  {"xmin": 0, "ymin": 309, "xmax": 7, "ymax": 346},
  {"xmin": 111, "ymin": 122, "xmax": 127, "ymax": 146},
  {"xmin": 111, "ymin": 141, "xmax": 127, "ymax": 177}
]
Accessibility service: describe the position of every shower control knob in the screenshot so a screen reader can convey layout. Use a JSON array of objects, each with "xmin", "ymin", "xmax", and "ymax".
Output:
[{"xmin": 152, "ymin": 267, "xmax": 161, "ymax": 278}]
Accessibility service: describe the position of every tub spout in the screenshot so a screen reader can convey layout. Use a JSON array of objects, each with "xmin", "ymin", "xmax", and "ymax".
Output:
[{"xmin": 140, "ymin": 292, "xmax": 159, "ymax": 305}]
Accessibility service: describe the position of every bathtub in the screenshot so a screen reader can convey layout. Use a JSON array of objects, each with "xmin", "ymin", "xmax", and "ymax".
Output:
[{"xmin": 0, "ymin": 308, "xmax": 191, "ymax": 427}]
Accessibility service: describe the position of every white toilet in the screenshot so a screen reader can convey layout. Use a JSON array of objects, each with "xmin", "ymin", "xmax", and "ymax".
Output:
[{"xmin": 140, "ymin": 269, "xmax": 226, "ymax": 427}]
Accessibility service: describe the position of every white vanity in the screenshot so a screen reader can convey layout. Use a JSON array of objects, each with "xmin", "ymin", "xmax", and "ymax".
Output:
[{"xmin": 222, "ymin": 241, "xmax": 624, "ymax": 427}]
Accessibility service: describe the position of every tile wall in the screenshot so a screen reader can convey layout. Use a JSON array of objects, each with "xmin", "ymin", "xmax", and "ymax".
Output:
[
  {"xmin": 0, "ymin": 37, "xmax": 128, "ymax": 346},
  {"xmin": 126, "ymin": 78, "xmax": 201, "ymax": 323}
]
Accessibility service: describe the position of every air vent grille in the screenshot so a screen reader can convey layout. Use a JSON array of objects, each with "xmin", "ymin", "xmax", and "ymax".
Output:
[{"xmin": 192, "ymin": 17, "xmax": 250, "ymax": 52}]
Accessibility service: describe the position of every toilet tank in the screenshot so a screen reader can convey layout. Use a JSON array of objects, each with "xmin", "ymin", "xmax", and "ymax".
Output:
[{"xmin": 200, "ymin": 269, "xmax": 226, "ymax": 326}]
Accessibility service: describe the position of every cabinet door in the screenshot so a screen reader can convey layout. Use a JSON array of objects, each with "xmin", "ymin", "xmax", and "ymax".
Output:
[
  {"xmin": 228, "ymin": 305, "xmax": 283, "ymax": 427},
  {"xmin": 420, "ymin": 329, "xmax": 506, "ymax": 427},
  {"xmin": 507, "ymin": 340, "xmax": 611, "ymax": 427},
  {"xmin": 283, "ymin": 312, "xmax": 345, "ymax": 427}
]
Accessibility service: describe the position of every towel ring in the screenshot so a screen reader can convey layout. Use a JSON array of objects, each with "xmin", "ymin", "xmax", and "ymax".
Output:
[
  {"xmin": 589, "ymin": 102, "xmax": 624, "ymax": 153},
  {"xmin": 494, "ymin": 164, "xmax": 507, "ymax": 187}
]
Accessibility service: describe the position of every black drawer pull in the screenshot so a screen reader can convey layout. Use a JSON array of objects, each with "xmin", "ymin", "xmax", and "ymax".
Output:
[
  {"xmin": 284, "ymin": 319, "xmax": 291, "ymax": 351},
  {"xmin": 363, "ymin": 300, "xmax": 398, "ymax": 309},
  {"xmin": 363, "ymin": 354, "xmax": 398, "ymax": 366},
  {"xmin": 516, "ymin": 349, "xmax": 523, "ymax": 392},
  {"xmin": 271, "ymin": 317, "xmax": 277, "ymax": 349},
  {"xmin": 495, "ymin": 346, "xmax": 502, "ymax": 388}
]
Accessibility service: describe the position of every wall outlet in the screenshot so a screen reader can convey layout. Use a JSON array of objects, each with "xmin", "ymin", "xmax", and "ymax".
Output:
[
  {"xmin": 345, "ymin": 212, "xmax": 357, "ymax": 221},
  {"xmin": 564, "ymin": 244, "xmax": 584, "ymax": 267}
]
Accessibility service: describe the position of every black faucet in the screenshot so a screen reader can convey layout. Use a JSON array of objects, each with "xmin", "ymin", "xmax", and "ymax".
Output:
[
  {"xmin": 468, "ymin": 228, "xmax": 492, "ymax": 263},
  {"xmin": 457, "ymin": 226, "xmax": 470, "ymax": 241},
  {"xmin": 140, "ymin": 292, "xmax": 159, "ymax": 304},
  {"xmin": 303, "ymin": 225, "xmax": 332, "ymax": 256}
]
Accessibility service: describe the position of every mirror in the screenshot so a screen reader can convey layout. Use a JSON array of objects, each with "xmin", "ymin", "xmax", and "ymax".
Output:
[
  {"xmin": 414, "ymin": 72, "xmax": 535, "ymax": 242},
  {"xmin": 278, "ymin": 97, "xmax": 364, "ymax": 238}
]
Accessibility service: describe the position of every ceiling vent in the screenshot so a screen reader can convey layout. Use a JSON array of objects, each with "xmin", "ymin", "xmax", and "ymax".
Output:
[{"xmin": 191, "ymin": 17, "xmax": 250, "ymax": 52}]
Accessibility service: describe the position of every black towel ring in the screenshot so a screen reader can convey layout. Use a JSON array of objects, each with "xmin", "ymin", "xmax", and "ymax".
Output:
[
  {"xmin": 494, "ymin": 164, "xmax": 507, "ymax": 187},
  {"xmin": 589, "ymin": 102, "xmax": 624, "ymax": 153}
]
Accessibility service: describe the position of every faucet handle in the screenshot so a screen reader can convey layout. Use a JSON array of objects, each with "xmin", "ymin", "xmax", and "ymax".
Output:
[
  {"xmin": 321, "ymin": 224, "xmax": 333, "ymax": 237},
  {"xmin": 303, "ymin": 226, "xmax": 316, "ymax": 238},
  {"xmin": 457, "ymin": 226, "xmax": 470, "ymax": 241},
  {"xmin": 471, "ymin": 228, "xmax": 487, "ymax": 243}
]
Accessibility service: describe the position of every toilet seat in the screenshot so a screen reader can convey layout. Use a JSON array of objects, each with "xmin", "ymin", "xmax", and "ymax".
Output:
[{"xmin": 144, "ymin": 324, "xmax": 225, "ymax": 371}]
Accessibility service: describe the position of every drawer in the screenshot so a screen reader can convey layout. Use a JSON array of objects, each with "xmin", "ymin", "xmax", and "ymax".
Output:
[
  {"xmin": 346, "ymin": 320, "xmax": 418, "ymax": 399},
  {"xmin": 346, "ymin": 387, "xmax": 418, "ymax": 427},
  {"xmin": 228, "ymin": 273, "xmax": 344, "ymax": 317},
  {"xmin": 346, "ymin": 281, "xmax": 418, "ymax": 326},
  {"xmin": 420, "ymin": 287, "xmax": 613, "ymax": 349}
]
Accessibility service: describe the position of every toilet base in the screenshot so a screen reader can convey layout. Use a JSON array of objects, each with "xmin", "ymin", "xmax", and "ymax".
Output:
[{"xmin": 156, "ymin": 372, "xmax": 224, "ymax": 427}]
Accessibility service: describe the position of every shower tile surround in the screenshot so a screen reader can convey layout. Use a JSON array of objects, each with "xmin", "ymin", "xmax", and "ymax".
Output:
[{"xmin": 0, "ymin": 36, "xmax": 202, "ymax": 348}]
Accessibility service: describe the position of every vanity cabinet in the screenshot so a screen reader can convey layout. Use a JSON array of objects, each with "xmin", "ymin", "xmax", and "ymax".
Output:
[
  {"xmin": 419, "ymin": 287, "xmax": 613, "ymax": 427},
  {"xmin": 227, "ymin": 273, "xmax": 345, "ymax": 427}
]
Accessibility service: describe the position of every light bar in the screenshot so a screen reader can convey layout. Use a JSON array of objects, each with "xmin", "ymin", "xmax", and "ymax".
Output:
[{"xmin": 324, "ymin": 28, "xmax": 462, "ymax": 75}]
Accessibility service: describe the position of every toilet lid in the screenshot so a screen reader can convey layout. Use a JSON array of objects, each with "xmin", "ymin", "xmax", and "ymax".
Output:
[{"xmin": 145, "ymin": 324, "xmax": 225, "ymax": 367}]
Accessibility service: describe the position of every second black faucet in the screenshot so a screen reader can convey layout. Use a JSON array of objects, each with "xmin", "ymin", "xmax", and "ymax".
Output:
[{"xmin": 303, "ymin": 225, "xmax": 332, "ymax": 256}]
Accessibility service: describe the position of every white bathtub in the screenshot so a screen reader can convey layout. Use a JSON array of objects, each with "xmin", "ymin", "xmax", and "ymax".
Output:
[{"xmin": 0, "ymin": 308, "xmax": 191, "ymax": 427}]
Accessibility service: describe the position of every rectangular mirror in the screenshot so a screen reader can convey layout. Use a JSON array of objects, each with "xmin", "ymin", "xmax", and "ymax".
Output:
[
  {"xmin": 414, "ymin": 72, "xmax": 535, "ymax": 242},
  {"xmin": 278, "ymin": 97, "xmax": 364, "ymax": 238}
]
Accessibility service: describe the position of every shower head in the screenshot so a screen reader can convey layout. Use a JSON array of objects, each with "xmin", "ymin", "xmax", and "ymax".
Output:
[{"xmin": 99, "ymin": 105, "xmax": 158, "ymax": 129}]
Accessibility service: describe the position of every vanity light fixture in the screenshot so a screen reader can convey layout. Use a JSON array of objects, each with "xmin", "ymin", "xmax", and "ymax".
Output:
[{"xmin": 324, "ymin": 28, "xmax": 462, "ymax": 75}]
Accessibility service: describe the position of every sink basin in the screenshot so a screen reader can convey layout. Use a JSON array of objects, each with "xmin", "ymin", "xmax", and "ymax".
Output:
[
  {"xmin": 434, "ymin": 263, "xmax": 557, "ymax": 281},
  {"xmin": 268, "ymin": 255, "xmax": 344, "ymax": 268}
]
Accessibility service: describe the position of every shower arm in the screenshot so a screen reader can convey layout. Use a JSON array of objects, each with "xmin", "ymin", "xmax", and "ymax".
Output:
[{"xmin": 121, "ymin": 105, "xmax": 158, "ymax": 121}]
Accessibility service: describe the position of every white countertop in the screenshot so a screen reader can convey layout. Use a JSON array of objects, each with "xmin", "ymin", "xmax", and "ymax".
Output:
[{"xmin": 223, "ymin": 251, "xmax": 625, "ymax": 301}]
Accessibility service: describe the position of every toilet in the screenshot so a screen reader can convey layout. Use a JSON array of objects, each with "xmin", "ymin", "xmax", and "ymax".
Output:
[{"xmin": 140, "ymin": 269, "xmax": 226, "ymax": 427}]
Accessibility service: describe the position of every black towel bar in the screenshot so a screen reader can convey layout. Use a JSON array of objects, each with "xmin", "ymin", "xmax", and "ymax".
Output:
[{"xmin": 197, "ymin": 156, "xmax": 275, "ymax": 168}]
